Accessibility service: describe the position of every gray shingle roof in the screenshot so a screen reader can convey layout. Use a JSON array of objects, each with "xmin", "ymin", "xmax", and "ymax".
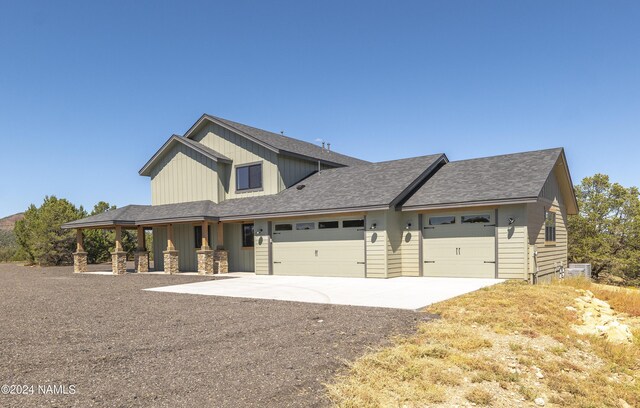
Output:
[
  {"xmin": 193, "ymin": 114, "xmax": 369, "ymax": 167},
  {"xmin": 63, "ymin": 154, "xmax": 445, "ymax": 228},
  {"xmin": 213, "ymin": 154, "xmax": 445, "ymax": 219},
  {"xmin": 402, "ymin": 148, "xmax": 563, "ymax": 209}
]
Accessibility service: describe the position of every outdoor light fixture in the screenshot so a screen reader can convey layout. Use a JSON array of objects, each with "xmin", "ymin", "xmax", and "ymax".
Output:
[
  {"xmin": 258, "ymin": 228, "xmax": 263, "ymax": 234},
  {"xmin": 508, "ymin": 217, "xmax": 515, "ymax": 225},
  {"xmin": 370, "ymin": 223, "xmax": 377, "ymax": 230},
  {"xmin": 406, "ymin": 222, "xmax": 412, "ymax": 230}
]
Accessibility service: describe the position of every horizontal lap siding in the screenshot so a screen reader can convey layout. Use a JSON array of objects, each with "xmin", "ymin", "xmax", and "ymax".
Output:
[
  {"xmin": 192, "ymin": 123, "xmax": 279, "ymax": 200},
  {"xmin": 253, "ymin": 220, "xmax": 270, "ymax": 275},
  {"xmin": 150, "ymin": 143, "xmax": 218, "ymax": 205},
  {"xmin": 386, "ymin": 210, "xmax": 402, "ymax": 278},
  {"xmin": 527, "ymin": 167, "xmax": 568, "ymax": 281},
  {"xmin": 401, "ymin": 213, "xmax": 421, "ymax": 277},
  {"xmin": 497, "ymin": 205, "xmax": 527, "ymax": 280},
  {"xmin": 366, "ymin": 211, "xmax": 387, "ymax": 278}
]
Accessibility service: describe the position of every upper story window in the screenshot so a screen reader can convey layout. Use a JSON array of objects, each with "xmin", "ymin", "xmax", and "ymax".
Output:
[
  {"xmin": 545, "ymin": 210, "xmax": 556, "ymax": 243},
  {"xmin": 236, "ymin": 163, "xmax": 262, "ymax": 192}
]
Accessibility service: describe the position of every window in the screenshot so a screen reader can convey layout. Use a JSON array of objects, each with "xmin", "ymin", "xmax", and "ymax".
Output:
[
  {"xmin": 461, "ymin": 214, "xmax": 491, "ymax": 224},
  {"xmin": 545, "ymin": 210, "xmax": 556, "ymax": 243},
  {"xmin": 296, "ymin": 222, "xmax": 315, "ymax": 230},
  {"xmin": 194, "ymin": 225, "xmax": 212, "ymax": 249},
  {"xmin": 429, "ymin": 216, "xmax": 455, "ymax": 225},
  {"xmin": 318, "ymin": 221, "xmax": 339, "ymax": 229},
  {"xmin": 242, "ymin": 224, "xmax": 254, "ymax": 247},
  {"xmin": 274, "ymin": 224, "xmax": 292, "ymax": 231},
  {"xmin": 236, "ymin": 163, "xmax": 262, "ymax": 191},
  {"xmin": 342, "ymin": 219, "xmax": 364, "ymax": 228}
]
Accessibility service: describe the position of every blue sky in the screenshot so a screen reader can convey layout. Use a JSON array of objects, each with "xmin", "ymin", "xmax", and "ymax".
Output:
[{"xmin": 1, "ymin": 1, "xmax": 638, "ymax": 216}]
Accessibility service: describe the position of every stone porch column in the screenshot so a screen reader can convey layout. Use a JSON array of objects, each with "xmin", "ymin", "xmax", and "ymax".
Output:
[
  {"xmin": 214, "ymin": 250, "xmax": 228, "ymax": 274},
  {"xmin": 197, "ymin": 220, "xmax": 214, "ymax": 275},
  {"xmin": 134, "ymin": 225, "xmax": 149, "ymax": 273},
  {"xmin": 214, "ymin": 222, "xmax": 228, "ymax": 274},
  {"xmin": 73, "ymin": 229, "xmax": 87, "ymax": 273},
  {"xmin": 111, "ymin": 225, "xmax": 127, "ymax": 275},
  {"xmin": 163, "ymin": 223, "xmax": 179, "ymax": 274}
]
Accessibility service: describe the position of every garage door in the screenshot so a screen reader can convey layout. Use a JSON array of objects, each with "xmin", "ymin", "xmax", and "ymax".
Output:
[
  {"xmin": 422, "ymin": 212, "xmax": 496, "ymax": 278},
  {"xmin": 272, "ymin": 219, "xmax": 365, "ymax": 277}
]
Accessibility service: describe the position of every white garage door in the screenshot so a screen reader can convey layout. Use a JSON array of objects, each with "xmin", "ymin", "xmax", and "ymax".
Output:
[
  {"xmin": 422, "ymin": 212, "xmax": 496, "ymax": 278},
  {"xmin": 272, "ymin": 219, "xmax": 365, "ymax": 277}
]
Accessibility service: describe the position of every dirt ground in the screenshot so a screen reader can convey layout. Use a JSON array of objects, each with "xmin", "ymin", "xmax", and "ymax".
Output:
[{"xmin": 0, "ymin": 264, "xmax": 421, "ymax": 407}]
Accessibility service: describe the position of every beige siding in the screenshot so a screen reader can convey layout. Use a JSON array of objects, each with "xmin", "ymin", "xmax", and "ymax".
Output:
[
  {"xmin": 365, "ymin": 211, "xmax": 387, "ymax": 278},
  {"xmin": 152, "ymin": 226, "xmax": 166, "ymax": 271},
  {"xmin": 224, "ymin": 223, "xmax": 255, "ymax": 272},
  {"xmin": 191, "ymin": 122, "xmax": 280, "ymax": 200},
  {"xmin": 496, "ymin": 205, "xmax": 528, "ymax": 279},
  {"xmin": 150, "ymin": 143, "xmax": 219, "ymax": 205},
  {"xmin": 151, "ymin": 224, "xmax": 198, "ymax": 272},
  {"xmin": 277, "ymin": 156, "xmax": 327, "ymax": 190},
  {"xmin": 254, "ymin": 220, "xmax": 270, "ymax": 275},
  {"xmin": 386, "ymin": 210, "xmax": 403, "ymax": 278},
  {"xmin": 527, "ymin": 167, "xmax": 568, "ymax": 281},
  {"xmin": 400, "ymin": 212, "xmax": 420, "ymax": 277}
]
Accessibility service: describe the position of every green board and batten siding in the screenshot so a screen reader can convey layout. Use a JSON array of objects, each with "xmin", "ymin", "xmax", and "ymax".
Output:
[{"xmin": 150, "ymin": 143, "xmax": 219, "ymax": 206}]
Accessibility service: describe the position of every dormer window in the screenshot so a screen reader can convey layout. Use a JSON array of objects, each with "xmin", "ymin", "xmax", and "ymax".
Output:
[{"xmin": 236, "ymin": 162, "xmax": 262, "ymax": 192}]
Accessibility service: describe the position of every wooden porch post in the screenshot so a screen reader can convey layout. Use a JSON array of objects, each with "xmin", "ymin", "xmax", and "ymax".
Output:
[
  {"xmin": 76, "ymin": 229, "xmax": 84, "ymax": 252},
  {"xmin": 114, "ymin": 225, "xmax": 123, "ymax": 252},
  {"xmin": 137, "ymin": 225, "xmax": 145, "ymax": 251},
  {"xmin": 202, "ymin": 220, "xmax": 210, "ymax": 249},
  {"xmin": 167, "ymin": 224, "xmax": 175, "ymax": 251}
]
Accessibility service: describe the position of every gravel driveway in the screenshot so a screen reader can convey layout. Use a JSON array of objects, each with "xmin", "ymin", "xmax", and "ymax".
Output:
[{"xmin": 0, "ymin": 264, "xmax": 421, "ymax": 407}]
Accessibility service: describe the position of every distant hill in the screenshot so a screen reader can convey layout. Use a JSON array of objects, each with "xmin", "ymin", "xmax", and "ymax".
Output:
[{"xmin": 0, "ymin": 213, "xmax": 24, "ymax": 231}]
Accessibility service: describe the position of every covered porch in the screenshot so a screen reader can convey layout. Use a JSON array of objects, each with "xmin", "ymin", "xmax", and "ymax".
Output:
[
  {"xmin": 61, "ymin": 201, "xmax": 253, "ymax": 276},
  {"xmin": 71, "ymin": 221, "xmax": 229, "ymax": 275}
]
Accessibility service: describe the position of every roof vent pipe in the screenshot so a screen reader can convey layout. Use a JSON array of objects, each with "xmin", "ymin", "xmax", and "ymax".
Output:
[
  {"xmin": 322, "ymin": 141, "xmax": 325, "ymax": 150},
  {"xmin": 327, "ymin": 143, "xmax": 331, "ymax": 151}
]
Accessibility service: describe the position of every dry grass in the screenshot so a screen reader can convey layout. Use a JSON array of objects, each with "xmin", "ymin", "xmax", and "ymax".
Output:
[{"xmin": 328, "ymin": 280, "xmax": 640, "ymax": 408}]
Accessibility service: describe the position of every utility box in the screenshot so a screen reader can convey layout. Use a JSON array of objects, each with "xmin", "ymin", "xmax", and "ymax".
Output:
[{"xmin": 567, "ymin": 263, "xmax": 592, "ymax": 279}]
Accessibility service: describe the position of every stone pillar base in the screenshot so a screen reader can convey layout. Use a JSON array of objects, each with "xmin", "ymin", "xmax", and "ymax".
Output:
[
  {"xmin": 135, "ymin": 251, "xmax": 150, "ymax": 273},
  {"xmin": 197, "ymin": 248, "xmax": 214, "ymax": 275},
  {"xmin": 73, "ymin": 252, "xmax": 87, "ymax": 273},
  {"xmin": 163, "ymin": 250, "xmax": 179, "ymax": 274},
  {"xmin": 214, "ymin": 249, "xmax": 228, "ymax": 274},
  {"xmin": 111, "ymin": 251, "xmax": 127, "ymax": 275}
]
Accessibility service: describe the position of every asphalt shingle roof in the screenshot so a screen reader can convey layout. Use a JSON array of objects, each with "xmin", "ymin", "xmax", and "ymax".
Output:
[
  {"xmin": 213, "ymin": 154, "xmax": 445, "ymax": 218},
  {"xmin": 201, "ymin": 115, "xmax": 369, "ymax": 167},
  {"xmin": 63, "ymin": 154, "xmax": 444, "ymax": 228},
  {"xmin": 402, "ymin": 148, "xmax": 563, "ymax": 209}
]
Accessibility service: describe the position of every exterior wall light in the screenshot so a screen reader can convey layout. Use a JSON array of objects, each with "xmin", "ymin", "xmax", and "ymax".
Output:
[
  {"xmin": 508, "ymin": 217, "xmax": 515, "ymax": 225},
  {"xmin": 406, "ymin": 222, "xmax": 412, "ymax": 230},
  {"xmin": 370, "ymin": 223, "xmax": 377, "ymax": 230}
]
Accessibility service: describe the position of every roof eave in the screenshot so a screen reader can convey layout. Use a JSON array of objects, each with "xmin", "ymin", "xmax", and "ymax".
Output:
[
  {"xmin": 400, "ymin": 197, "xmax": 539, "ymax": 212},
  {"xmin": 218, "ymin": 204, "xmax": 391, "ymax": 222},
  {"xmin": 139, "ymin": 135, "xmax": 231, "ymax": 176},
  {"xmin": 184, "ymin": 114, "xmax": 279, "ymax": 153}
]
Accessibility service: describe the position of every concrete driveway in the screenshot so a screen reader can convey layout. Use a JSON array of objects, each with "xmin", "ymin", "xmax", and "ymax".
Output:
[{"xmin": 145, "ymin": 273, "xmax": 504, "ymax": 310}]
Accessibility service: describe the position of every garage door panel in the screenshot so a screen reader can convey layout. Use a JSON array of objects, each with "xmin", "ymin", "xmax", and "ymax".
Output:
[
  {"xmin": 422, "ymin": 213, "xmax": 496, "ymax": 279},
  {"xmin": 272, "ymin": 219, "xmax": 365, "ymax": 277}
]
